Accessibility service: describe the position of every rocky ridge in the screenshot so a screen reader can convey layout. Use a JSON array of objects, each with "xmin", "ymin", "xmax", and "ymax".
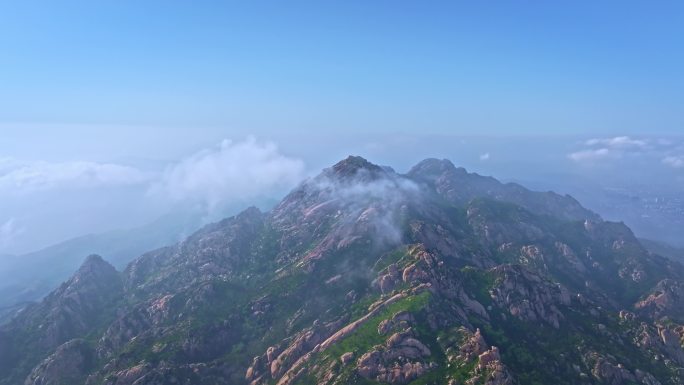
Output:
[{"xmin": 0, "ymin": 156, "xmax": 683, "ymax": 385}]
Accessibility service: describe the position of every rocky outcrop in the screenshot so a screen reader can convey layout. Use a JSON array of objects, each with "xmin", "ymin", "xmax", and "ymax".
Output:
[
  {"xmin": 246, "ymin": 317, "xmax": 347, "ymax": 384},
  {"xmin": 555, "ymin": 242, "xmax": 588, "ymax": 273},
  {"xmin": 468, "ymin": 346, "xmax": 513, "ymax": 385},
  {"xmin": 340, "ymin": 352, "xmax": 354, "ymax": 364},
  {"xmin": 356, "ymin": 330, "xmax": 434, "ymax": 384},
  {"xmin": 125, "ymin": 207, "xmax": 265, "ymax": 295},
  {"xmin": 375, "ymin": 263, "xmax": 402, "ymax": 294},
  {"xmin": 378, "ymin": 311, "xmax": 415, "ymax": 335},
  {"xmin": 437, "ymin": 327, "xmax": 512, "ymax": 385},
  {"xmin": 269, "ymin": 323, "xmax": 337, "ymax": 378},
  {"xmin": 629, "ymin": 321, "xmax": 684, "ymax": 366},
  {"xmin": 635, "ymin": 279, "xmax": 684, "ymax": 321},
  {"xmin": 584, "ymin": 352, "xmax": 639, "ymax": 385},
  {"xmin": 489, "ymin": 265, "xmax": 571, "ymax": 328},
  {"xmin": 89, "ymin": 361, "xmax": 231, "ymax": 385},
  {"xmin": 454, "ymin": 328, "xmax": 489, "ymax": 363},
  {"xmin": 24, "ymin": 339, "xmax": 94, "ymax": 385},
  {"xmin": 519, "ymin": 244, "xmax": 545, "ymax": 267}
]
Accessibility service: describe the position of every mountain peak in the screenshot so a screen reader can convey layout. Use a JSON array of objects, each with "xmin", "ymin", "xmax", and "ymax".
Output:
[
  {"xmin": 324, "ymin": 155, "xmax": 386, "ymax": 181},
  {"xmin": 75, "ymin": 254, "xmax": 117, "ymax": 279},
  {"xmin": 237, "ymin": 206, "xmax": 262, "ymax": 219},
  {"xmin": 333, "ymin": 155, "xmax": 381, "ymax": 171},
  {"xmin": 80, "ymin": 254, "xmax": 108, "ymax": 268},
  {"xmin": 408, "ymin": 158, "xmax": 461, "ymax": 178}
]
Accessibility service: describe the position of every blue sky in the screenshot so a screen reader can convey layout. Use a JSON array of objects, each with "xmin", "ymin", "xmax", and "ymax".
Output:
[{"xmin": 1, "ymin": 1, "xmax": 682, "ymax": 136}]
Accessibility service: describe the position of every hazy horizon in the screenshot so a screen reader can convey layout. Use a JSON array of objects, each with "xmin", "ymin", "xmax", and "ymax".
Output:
[
  {"xmin": 1, "ymin": 1, "xmax": 683, "ymax": 254},
  {"xmin": 1, "ymin": 132, "xmax": 683, "ymax": 256}
]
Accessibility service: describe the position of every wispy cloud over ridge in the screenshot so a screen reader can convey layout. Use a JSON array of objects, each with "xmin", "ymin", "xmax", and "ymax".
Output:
[{"xmin": 151, "ymin": 137, "xmax": 305, "ymax": 209}]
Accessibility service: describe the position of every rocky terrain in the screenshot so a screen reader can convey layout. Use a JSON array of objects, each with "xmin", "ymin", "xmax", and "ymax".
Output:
[{"xmin": 1, "ymin": 156, "xmax": 683, "ymax": 385}]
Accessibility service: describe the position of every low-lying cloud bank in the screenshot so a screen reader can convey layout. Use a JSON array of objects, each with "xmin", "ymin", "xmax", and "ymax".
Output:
[
  {"xmin": 0, "ymin": 158, "xmax": 147, "ymax": 192},
  {"xmin": 0, "ymin": 137, "xmax": 305, "ymax": 202},
  {"xmin": 0, "ymin": 138, "xmax": 306, "ymax": 253},
  {"xmin": 568, "ymin": 136, "xmax": 684, "ymax": 170}
]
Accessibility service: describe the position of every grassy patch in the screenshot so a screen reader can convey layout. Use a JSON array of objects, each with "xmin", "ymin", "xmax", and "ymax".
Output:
[{"xmin": 324, "ymin": 291, "xmax": 432, "ymax": 359}]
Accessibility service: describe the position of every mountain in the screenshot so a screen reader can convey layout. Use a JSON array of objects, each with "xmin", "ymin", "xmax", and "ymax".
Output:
[
  {"xmin": 0, "ymin": 210, "xmax": 206, "ymax": 312},
  {"xmin": 2, "ymin": 156, "xmax": 684, "ymax": 385},
  {"xmin": 640, "ymin": 239, "xmax": 684, "ymax": 264}
]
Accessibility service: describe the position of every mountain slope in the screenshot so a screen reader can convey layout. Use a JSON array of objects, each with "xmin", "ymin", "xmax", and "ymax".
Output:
[
  {"xmin": 0, "ymin": 255, "xmax": 123, "ymax": 384},
  {"xmin": 640, "ymin": 238, "xmax": 684, "ymax": 264},
  {"xmin": 2, "ymin": 156, "xmax": 683, "ymax": 385}
]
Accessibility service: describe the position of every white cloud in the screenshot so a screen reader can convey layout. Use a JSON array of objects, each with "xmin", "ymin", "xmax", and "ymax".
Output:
[
  {"xmin": 479, "ymin": 152, "xmax": 491, "ymax": 161},
  {"xmin": 569, "ymin": 136, "xmax": 655, "ymax": 163},
  {"xmin": 312, "ymin": 169, "xmax": 421, "ymax": 246},
  {"xmin": 663, "ymin": 156, "xmax": 684, "ymax": 169},
  {"xmin": 152, "ymin": 137, "xmax": 305, "ymax": 208},
  {"xmin": 585, "ymin": 136, "xmax": 648, "ymax": 149},
  {"xmin": 0, "ymin": 158, "xmax": 146, "ymax": 192},
  {"xmin": 569, "ymin": 135, "xmax": 684, "ymax": 172},
  {"xmin": 0, "ymin": 218, "xmax": 23, "ymax": 249},
  {"xmin": 568, "ymin": 148, "xmax": 612, "ymax": 162}
]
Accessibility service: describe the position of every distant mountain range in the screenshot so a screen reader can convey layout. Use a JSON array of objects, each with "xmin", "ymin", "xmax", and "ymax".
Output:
[
  {"xmin": 1, "ymin": 156, "xmax": 683, "ymax": 385},
  {"xmin": 0, "ymin": 210, "xmax": 206, "ymax": 313}
]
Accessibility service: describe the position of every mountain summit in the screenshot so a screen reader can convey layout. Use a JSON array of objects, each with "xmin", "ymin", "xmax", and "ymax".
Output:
[
  {"xmin": 1, "ymin": 157, "xmax": 683, "ymax": 385},
  {"xmin": 330, "ymin": 155, "xmax": 384, "ymax": 176}
]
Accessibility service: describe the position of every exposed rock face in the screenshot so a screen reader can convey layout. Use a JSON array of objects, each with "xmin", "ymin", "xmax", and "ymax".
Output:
[
  {"xmin": 378, "ymin": 311, "xmax": 415, "ymax": 335},
  {"xmin": 584, "ymin": 352, "xmax": 639, "ymax": 385},
  {"xmin": 453, "ymin": 328, "xmax": 488, "ymax": 363},
  {"xmin": 356, "ymin": 330, "xmax": 433, "ymax": 384},
  {"xmin": 489, "ymin": 264, "xmax": 571, "ymax": 328},
  {"xmin": 24, "ymin": 339, "xmax": 94, "ymax": 385},
  {"xmin": 2, "ymin": 156, "xmax": 684, "ymax": 385},
  {"xmin": 375, "ymin": 263, "xmax": 401, "ymax": 294},
  {"xmin": 470, "ymin": 346, "xmax": 513, "ymax": 385},
  {"xmin": 340, "ymin": 352, "xmax": 354, "ymax": 364},
  {"xmin": 245, "ymin": 317, "xmax": 347, "ymax": 384},
  {"xmin": 555, "ymin": 242, "xmax": 588, "ymax": 273},
  {"xmin": 438, "ymin": 326, "xmax": 512, "ymax": 385},
  {"xmin": 125, "ymin": 206, "xmax": 266, "ymax": 295},
  {"xmin": 101, "ymin": 363, "xmax": 150, "ymax": 385},
  {"xmin": 269, "ymin": 323, "xmax": 336, "ymax": 378},
  {"xmin": 635, "ymin": 279, "xmax": 684, "ymax": 320}
]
